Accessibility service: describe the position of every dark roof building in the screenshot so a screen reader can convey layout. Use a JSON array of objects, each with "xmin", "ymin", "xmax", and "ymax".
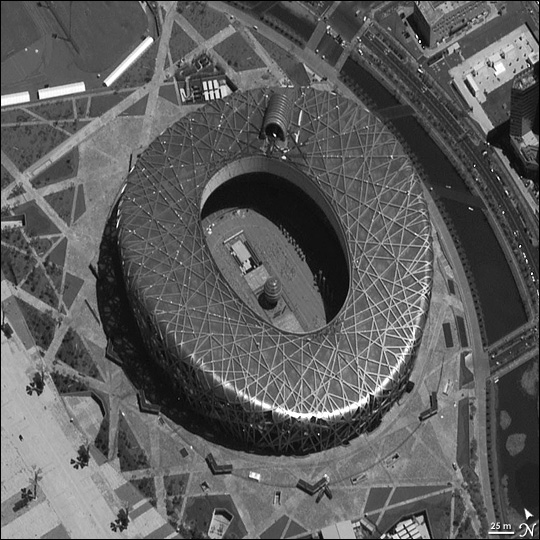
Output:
[
  {"xmin": 510, "ymin": 63, "xmax": 539, "ymax": 174},
  {"xmin": 412, "ymin": 1, "xmax": 487, "ymax": 47}
]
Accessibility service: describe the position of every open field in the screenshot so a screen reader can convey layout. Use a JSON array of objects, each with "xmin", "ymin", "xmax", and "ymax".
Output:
[
  {"xmin": 56, "ymin": 328, "xmax": 102, "ymax": 380},
  {"xmin": 2, "ymin": 124, "xmax": 69, "ymax": 172},
  {"xmin": 1, "ymin": 1, "xmax": 41, "ymax": 63},
  {"xmin": 45, "ymin": 186, "xmax": 76, "ymax": 225},
  {"xmin": 114, "ymin": 41, "xmax": 158, "ymax": 90},
  {"xmin": 12, "ymin": 201, "xmax": 60, "ymax": 236},
  {"xmin": 1, "ymin": 164, "xmax": 15, "ymax": 191},
  {"xmin": 47, "ymin": 1, "xmax": 148, "ymax": 73},
  {"xmin": 21, "ymin": 264, "xmax": 59, "ymax": 309},
  {"xmin": 15, "ymin": 297, "xmax": 56, "ymax": 350},
  {"xmin": 30, "ymin": 149, "xmax": 79, "ymax": 189},
  {"xmin": 169, "ymin": 21, "xmax": 197, "ymax": 64},
  {"xmin": 117, "ymin": 415, "xmax": 151, "ymax": 472},
  {"xmin": 254, "ymin": 31, "xmax": 310, "ymax": 84},
  {"xmin": 214, "ymin": 33, "xmax": 266, "ymax": 71},
  {"xmin": 179, "ymin": 2, "xmax": 230, "ymax": 39}
]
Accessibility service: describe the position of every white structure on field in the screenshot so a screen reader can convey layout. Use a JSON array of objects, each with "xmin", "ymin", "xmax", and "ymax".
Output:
[
  {"xmin": 103, "ymin": 36, "xmax": 154, "ymax": 87},
  {"xmin": 1, "ymin": 91, "xmax": 31, "ymax": 107},
  {"xmin": 38, "ymin": 82, "xmax": 86, "ymax": 101}
]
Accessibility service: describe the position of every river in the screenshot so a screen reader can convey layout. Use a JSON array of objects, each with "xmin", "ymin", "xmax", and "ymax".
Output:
[{"xmin": 340, "ymin": 58, "xmax": 527, "ymax": 344}]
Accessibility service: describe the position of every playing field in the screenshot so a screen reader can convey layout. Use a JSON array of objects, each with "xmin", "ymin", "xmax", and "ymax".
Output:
[
  {"xmin": 1, "ymin": 1, "xmax": 41, "ymax": 62},
  {"xmin": 45, "ymin": 1, "xmax": 148, "ymax": 73}
]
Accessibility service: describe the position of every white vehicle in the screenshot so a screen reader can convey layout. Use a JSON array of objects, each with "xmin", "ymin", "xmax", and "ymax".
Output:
[{"xmin": 248, "ymin": 471, "xmax": 261, "ymax": 482}]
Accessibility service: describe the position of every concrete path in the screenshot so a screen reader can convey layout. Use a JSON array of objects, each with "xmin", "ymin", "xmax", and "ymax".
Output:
[
  {"xmin": 1, "ymin": 337, "xmax": 117, "ymax": 538},
  {"xmin": 423, "ymin": 187, "xmax": 495, "ymax": 529}
]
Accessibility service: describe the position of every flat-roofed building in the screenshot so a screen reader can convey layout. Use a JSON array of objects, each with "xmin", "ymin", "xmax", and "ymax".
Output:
[
  {"xmin": 465, "ymin": 73, "xmax": 479, "ymax": 96},
  {"xmin": 412, "ymin": 1, "xmax": 487, "ymax": 47}
]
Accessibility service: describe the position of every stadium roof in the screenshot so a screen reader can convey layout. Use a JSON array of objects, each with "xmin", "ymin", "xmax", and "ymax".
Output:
[{"xmin": 118, "ymin": 87, "xmax": 433, "ymax": 421}]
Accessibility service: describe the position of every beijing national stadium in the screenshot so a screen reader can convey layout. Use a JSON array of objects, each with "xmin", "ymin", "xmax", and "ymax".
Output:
[{"xmin": 116, "ymin": 86, "xmax": 433, "ymax": 455}]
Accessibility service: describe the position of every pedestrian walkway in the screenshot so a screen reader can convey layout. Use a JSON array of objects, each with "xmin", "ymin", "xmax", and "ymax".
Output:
[{"xmin": 0, "ymin": 332, "xmax": 179, "ymax": 539}]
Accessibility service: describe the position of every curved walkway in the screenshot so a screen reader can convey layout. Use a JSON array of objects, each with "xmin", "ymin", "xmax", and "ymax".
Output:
[{"xmin": 423, "ymin": 186, "xmax": 495, "ymax": 527}]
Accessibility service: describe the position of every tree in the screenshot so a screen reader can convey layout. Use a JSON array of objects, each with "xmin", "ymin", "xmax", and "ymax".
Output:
[
  {"xmin": 71, "ymin": 443, "xmax": 91, "ymax": 469},
  {"xmin": 26, "ymin": 367, "xmax": 45, "ymax": 396},
  {"xmin": 27, "ymin": 466, "xmax": 42, "ymax": 499},
  {"xmin": 110, "ymin": 502, "xmax": 130, "ymax": 532}
]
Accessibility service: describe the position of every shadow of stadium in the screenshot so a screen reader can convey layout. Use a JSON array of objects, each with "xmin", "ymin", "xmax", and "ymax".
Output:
[{"xmin": 95, "ymin": 202, "xmax": 266, "ymax": 455}]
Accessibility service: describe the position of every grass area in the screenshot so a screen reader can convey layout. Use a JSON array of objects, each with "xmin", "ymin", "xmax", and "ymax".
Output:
[
  {"xmin": 12, "ymin": 201, "xmax": 60, "ymax": 236},
  {"xmin": 179, "ymin": 2, "xmax": 230, "ymax": 40},
  {"xmin": 94, "ymin": 414, "xmax": 110, "ymax": 459},
  {"xmin": 1, "ymin": 109, "xmax": 34, "ymax": 125},
  {"xmin": 459, "ymin": 352, "xmax": 474, "ymax": 388},
  {"xmin": 15, "ymin": 298, "xmax": 56, "ymax": 350},
  {"xmin": 44, "ymin": 185, "xmax": 75, "ymax": 225},
  {"xmin": 214, "ymin": 32, "xmax": 265, "ymax": 71},
  {"xmin": 183, "ymin": 494, "xmax": 247, "ymax": 539},
  {"xmin": 7, "ymin": 183, "xmax": 25, "ymax": 199},
  {"xmin": 254, "ymin": 31, "xmax": 310, "ymax": 84},
  {"xmin": 164, "ymin": 473, "xmax": 189, "ymax": 526},
  {"xmin": 1, "ymin": 124, "xmax": 69, "ymax": 172},
  {"xmin": 50, "ymin": 0, "xmax": 148, "ymax": 73},
  {"xmin": 456, "ymin": 398, "xmax": 470, "ymax": 468},
  {"xmin": 72, "ymin": 186, "xmax": 86, "ymax": 223},
  {"xmin": 50, "ymin": 371, "xmax": 89, "ymax": 394},
  {"xmin": 365, "ymin": 487, "xmax": 392, "ymax": 513},
  {"xmin": 114, "ymin": 41, "xmax": 158, "ymax": 90},
  {"xmin": 29, "ymin": 236, "xmax": 54, "ymax": 257},
  {"xmin": 31, "ymin": 149, "xmax": 78, "ymax": 189},
  {"xmin": 62, "ymin": 272, "xmax": 85, "ymax": 310},
  {"xmin": 48, "ymin": 237, "xmax": 67, "ymax": 266},
  {"xmin": 455, "ymin": 515, "xmax": 476, "ymax": 539},
  {"xmin": 21, "ymin": 264, "xmax": 59, "ymax": 309},
  {"xmin": 1, "ymin": 226, "xmax": 28, "ymax": 250},
  {"xmin": 1, "ymin": 244, "xmax": 35, "ymax": 287},
  {"xmin": 254, "ymin": 32, "xmax": 293, "ymax": 67},
  {"xmin": 169, "ymin": 21, "xmax": 197, "ymax": 64},
  {"xmin": 55, "ymin": 327, "xmax": 102, "ymax": 380},
  {"xmin": 452, "ymin": 490, "xmax": 466, "ymax": 529},
  {"xmin": 158, "ymin": 84, "xmax": 178, "ymax": 105},
  {"xmin": 462, "ymin": 466, "xmax": 489, "ymax": 537},
  {"xmin": 75, "ymin": 98, "xmax": 88, "ymax": 118},
  {"xmin": 30, "ymin": 101, "xmax": 74, "ymax": 122},
  {"xmin": 117, "ymin": 415, "xmax": 151, "ymax": 472},
  {"xmin": 1, "ymin": 164, "xmax": 15, "ymax": 190},
  {"xmin": 89, "ymin": 93, "xmax": 124, "ymax": 118},
  {"xmin": 120, "ymin": 95, "xmax": 148, "ymax": 117},
  {"xmin": 130, "ymin": 477, "xmax": 157, "ymax": 507},
  {"xmin": 43, "ymin": 257, "xmax": 63, "ymax": 293}
]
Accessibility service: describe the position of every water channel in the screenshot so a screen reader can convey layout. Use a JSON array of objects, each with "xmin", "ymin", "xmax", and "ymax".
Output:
[{"xmin": 341, "ymin": 58, "xmax": 527, "ymax": 344}]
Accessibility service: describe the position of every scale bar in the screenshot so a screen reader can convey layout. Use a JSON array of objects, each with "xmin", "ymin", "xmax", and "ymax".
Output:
[{"xmin": 488, "ymin": 531, "xmax": 514, "ymax": 535}]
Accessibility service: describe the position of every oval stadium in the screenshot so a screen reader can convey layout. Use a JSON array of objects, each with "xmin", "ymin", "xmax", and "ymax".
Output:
[{"xmin": 117, "ymin": 87, "xmax": 433, "ymax": 455}]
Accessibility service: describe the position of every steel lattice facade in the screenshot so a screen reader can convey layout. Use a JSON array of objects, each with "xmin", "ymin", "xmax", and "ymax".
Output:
[{"xmin": 117, "ymin": 87, "xmax": 433, "ymax": 455}]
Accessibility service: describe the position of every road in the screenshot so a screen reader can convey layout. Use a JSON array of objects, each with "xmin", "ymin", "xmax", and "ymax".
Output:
[
  {"xmin": 328, "ymin": 1, "xmax": 365, "ymax": 42},
  {"xmin": 359, "ymin": 26, "xmax": 539, "ymax": 311}
]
